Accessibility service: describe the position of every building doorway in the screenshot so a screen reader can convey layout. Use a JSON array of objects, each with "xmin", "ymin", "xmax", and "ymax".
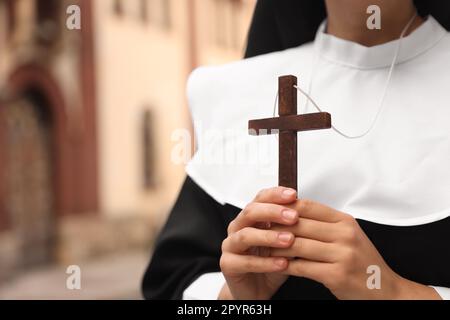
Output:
[{"xmin": 2, "ymin": 91, "xmax": 55, "ymax": 270}]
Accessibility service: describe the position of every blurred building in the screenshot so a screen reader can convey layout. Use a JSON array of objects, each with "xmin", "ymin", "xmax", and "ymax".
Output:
[{"xmin": 0, "ymin": 0, "xmax": 255, "ymax": 281}]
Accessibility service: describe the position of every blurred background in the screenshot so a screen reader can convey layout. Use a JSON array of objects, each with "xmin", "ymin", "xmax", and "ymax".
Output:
[{"xmin": 0, "ymin": 0, "xmax": 256, "ymax": 299}]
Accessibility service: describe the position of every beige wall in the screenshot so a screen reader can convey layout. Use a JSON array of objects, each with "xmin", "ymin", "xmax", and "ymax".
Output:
[
  {"xmin": 94, "ymin": 0, "xmax": 256, "ymax": 222},
  {"xmin": 94, "ymin": 0, "xmax": 191, "ymax": 220},
  {"xmin": 193, "ymin": 0, "xmax": 256, "ymax": 65}
]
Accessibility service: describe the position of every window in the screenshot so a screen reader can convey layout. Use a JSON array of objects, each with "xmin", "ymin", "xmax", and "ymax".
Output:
[
  {"xmin": 6, "ymin": 0, "xmax": 16, "ymax": 39},
  {"xmin": 113, "ymin": 0, "xmax": 124, "ymax": 16},
  {"xmin": 35, "ymin": 0, "xmax": 60, "ymax": 43},
  {"xmin": 142, "ymin": 110, "xmax": 156, "ymax": 189},
  {"xmin": 140, "ymin": 0, "xmax": 149, "ymax": 23},
  {"xmin": 36, "ymin": 0, "xmax": 59, "ymax": 24}
]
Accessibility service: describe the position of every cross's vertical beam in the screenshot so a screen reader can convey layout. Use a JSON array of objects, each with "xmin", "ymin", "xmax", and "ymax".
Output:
[{"xmin": 278, "ymin": 75, "xmax": 298, "ymax": 191}]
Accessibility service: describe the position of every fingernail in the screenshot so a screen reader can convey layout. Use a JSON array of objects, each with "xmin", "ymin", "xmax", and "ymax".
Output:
[
  {"xmin": 278, "ymin": 232, "xmax": 293, "ymax": 243},
  {"xmin": 282, "ymin": 209, "xmax": 297, "ymax": 220},
  {"xmin": 282, "ymin": 189, "xmax": 296, "ymax": 199},
  {"xmin": 274, "ymin": 258, "xmax": 286, "ymax": 268}
]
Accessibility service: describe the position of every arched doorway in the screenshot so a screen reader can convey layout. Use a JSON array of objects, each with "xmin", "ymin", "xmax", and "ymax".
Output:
[{"xmin": 1, "ymin": 90, "xmax": 55, "ymax": 269}]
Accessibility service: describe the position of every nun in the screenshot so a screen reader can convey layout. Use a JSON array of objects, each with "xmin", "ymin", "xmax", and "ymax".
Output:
[{"xmin": 143, "ymin": 0, "xmax": 450, "ymax": 300}]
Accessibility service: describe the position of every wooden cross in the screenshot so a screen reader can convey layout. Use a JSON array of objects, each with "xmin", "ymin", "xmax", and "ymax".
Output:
[{"xmin": 248, "ymin": 75, "xmax": 332, "ymax": 191}]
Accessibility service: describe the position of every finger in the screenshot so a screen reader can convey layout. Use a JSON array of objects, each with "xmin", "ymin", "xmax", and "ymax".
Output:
[
  {"xmin": 253, "ymin": 187, "xmax": 297, "ymax": 204},
  {"xmin": 283, "ymin": 259, "xmax": 332, "ymax": 285},
  {"xmin": 272, "ymin": 218, "xmax": 338, "ymax": 242},
  {"xmin": 220, "ymin": 253, "xmax": 288, "ymax": 274},
  {"xmin": 290, "ymin": 199, "xmax": 343, "ymax": 223},
  {"xmin": 223, "ymin": 228, "xmax": 294, "ymax": 253},
  {"xmin": 228, "ymin": 203, "xmax": 298, "ymax": 234},
  {"xmin": 271, "ymin": 237, "xmax": 337, "ymax": 262}
]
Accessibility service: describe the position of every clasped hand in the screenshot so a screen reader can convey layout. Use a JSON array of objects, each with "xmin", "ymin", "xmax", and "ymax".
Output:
[{"xmin": 219, "ymin": 187, "xmax": 427, "ymax": 300}]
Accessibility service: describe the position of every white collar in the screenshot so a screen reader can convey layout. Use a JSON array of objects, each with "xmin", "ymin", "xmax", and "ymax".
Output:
[{"xmin": 315, "ymin": 16, "xmax": 447, "ymax": 69}]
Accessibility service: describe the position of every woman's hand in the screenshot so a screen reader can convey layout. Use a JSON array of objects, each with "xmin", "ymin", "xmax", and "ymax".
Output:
[
  {"xmin": 271, "ymin": 199, "xmax": 441, "ymax": 300},
  {"xmin": 219, "ymin": 187, "xmax": 299, "ymax": 300}
]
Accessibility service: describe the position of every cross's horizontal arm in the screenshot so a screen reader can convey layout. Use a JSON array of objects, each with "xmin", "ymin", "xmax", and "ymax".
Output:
[{"xmin": 249, "ymin": 112, "xmax": 332, "ymax": 136}]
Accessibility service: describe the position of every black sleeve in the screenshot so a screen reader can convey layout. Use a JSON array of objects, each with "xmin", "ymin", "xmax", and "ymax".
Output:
[{"xmin": 141, "ymin": 177, "xmax": 237, "ymax": 300}]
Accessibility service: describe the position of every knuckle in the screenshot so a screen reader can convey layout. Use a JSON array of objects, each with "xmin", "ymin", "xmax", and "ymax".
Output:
[
  {"xmin": 344, "ymin": 227, "xmax": 358, "ymax": 243},
  {"xmin": 219, "ymin": 254, "xmax": 230, "ymax": 272},
  {"xmin": 255, "ymin": 189, "xmax": 266, "ymax": 201},
  {"xmin": 227, "ymin": 221, "xmax": 235, "ymax": 234},
  {"xmin": 240, "ymin": 227, "xmax": 258, "ymax": 245},
  {"xmin": 341, "ymin": 223, "xmax": 359, "ymax": 243},
  {"xmin": 235, "ymin": 229, "xmax": 248, "ymax": 244},
  {"xmin": 221, "ymin": 239, "xmax": 228, "ymax": 253},
  {"xmin": 242, "ymin": 203, "xmax": 255, "ymax": 217},
  {"xmin": 342, "ymin": 213, "xmax": 357, "ymax": 225}
]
